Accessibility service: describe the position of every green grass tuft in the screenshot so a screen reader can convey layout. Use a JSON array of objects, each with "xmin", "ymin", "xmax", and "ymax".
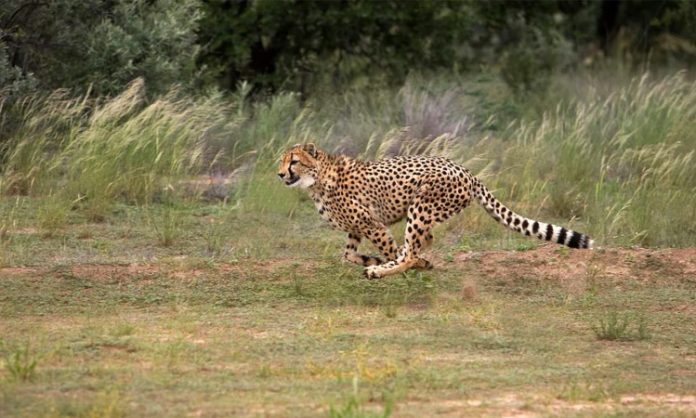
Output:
[
  {"xmin": 3, "ymin": 342, "xmax": 38, "ymax": 382},
  {"xmin": 329, "ymin": 377, "xmax": 393, "ymax": 418},
  {"xmin": 593, "ymin": 311, "xmax": 651, "ymax": 341}
]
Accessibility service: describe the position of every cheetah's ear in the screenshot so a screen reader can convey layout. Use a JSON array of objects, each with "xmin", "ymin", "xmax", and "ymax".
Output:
[{"xmin": 303, "ymin": 143, "xmax": 317, "ymax": 158}]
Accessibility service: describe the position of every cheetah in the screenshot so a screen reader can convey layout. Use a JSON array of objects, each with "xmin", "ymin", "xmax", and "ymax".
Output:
[{"xmin": 277, "ymin": 143, "xmax": 593, "ymax": 279}]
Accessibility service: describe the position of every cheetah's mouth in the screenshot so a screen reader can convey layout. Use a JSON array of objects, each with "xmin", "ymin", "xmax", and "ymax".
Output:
[{"xmin": 285, "ymin": 176, "xmax": 300, "ymax": 186}]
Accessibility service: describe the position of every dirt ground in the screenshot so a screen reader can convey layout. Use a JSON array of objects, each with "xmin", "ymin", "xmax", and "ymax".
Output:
[{"xmin": 3, "ymin": 246, "xmax": 694, "ymax": 283}]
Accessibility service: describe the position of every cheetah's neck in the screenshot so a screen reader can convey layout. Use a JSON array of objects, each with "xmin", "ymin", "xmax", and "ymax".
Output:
[{"xmin": 307, "ymin": 152, "xmax": 363, "ymax": 199}]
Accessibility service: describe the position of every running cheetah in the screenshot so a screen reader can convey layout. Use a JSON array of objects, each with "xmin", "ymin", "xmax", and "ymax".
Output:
[{"xmin": 277, "ymin": 143, "xmax": 593, "ymax": 279}]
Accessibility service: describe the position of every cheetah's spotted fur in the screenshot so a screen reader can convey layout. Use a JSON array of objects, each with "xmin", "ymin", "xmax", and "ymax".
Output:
[{"xmin": 278, "ymin": 143, "xmax": 593, "ymax": 279}]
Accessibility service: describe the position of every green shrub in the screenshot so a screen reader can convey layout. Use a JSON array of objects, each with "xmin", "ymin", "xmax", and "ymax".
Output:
[
  {"xmin": 593, "ymin": 311, "xmax": 650, "ymax": 341},
  {"xmin": 3, "ymin": 342, "xmax": 38, "ymax": 382},
  {"xmin": 82, "ymin": 0, "xmax": 202, "ymax": 96},
  {"xmin": 0, "ymin": 40, "xmax": 37, "ymax": 101},
  {"xmin": 500, "ymin": 25, "xmax": 574, "ymax": 95},
  {"xmin": 37, "ymin": 195, "xmax": 70, "ymax": 237},
  {"xmin": 329, "ymin": 377, "xmax": 393, "ymax": 418}
]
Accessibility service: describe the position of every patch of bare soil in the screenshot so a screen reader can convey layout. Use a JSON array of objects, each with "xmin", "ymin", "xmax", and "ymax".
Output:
[
  {"xmin": 0, "ymin": 266, "xmax": 44, "ymax": 276},
  {"xmin": 69, "ymin": 263, "xmax": 161, "ymax": 280},
  {"xmin": 401, "ymin": 392, "xmax": 696, "ymax": 417},
  {"xmin": 2, "ymin": 247, "xmax": 693, "ymax": 285},
  {"xmin": 8, "ymin": 227, "xmax": 40, "ymax": 235},
  {"xmin": 621, "ymin": 393, "xmax": 696, "ymax": 405},
  {"xmin": 0, "ymin": 256, "xmax": 313, "ymax": 282},
  {"xmin": 453, "ymin": 245, "xmax": 696, "ymax": 287}
]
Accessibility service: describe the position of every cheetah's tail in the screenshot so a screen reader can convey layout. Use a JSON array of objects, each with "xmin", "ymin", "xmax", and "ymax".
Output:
[{"xmin": 472, "ymin": 180, "xmax": 594, "ymax": 249}]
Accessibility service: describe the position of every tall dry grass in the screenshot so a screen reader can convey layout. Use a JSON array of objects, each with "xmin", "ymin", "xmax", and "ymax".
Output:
[
  {"xmin": 1, "ymin": 79, "xmax": 241, "ymax": 219},
  {"xmin": 1, "ymin": 71, "xmax": 694, "ymax": 246},
  {"xmin": 257, "ymin": 71, "xmax": 696, "ymax": 247},
  {"xmin": 489, "ymin": 72, "xmax": 696, "ymax": 246}
]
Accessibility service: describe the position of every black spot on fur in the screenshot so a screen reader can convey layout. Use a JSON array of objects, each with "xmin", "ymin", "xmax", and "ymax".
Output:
[{"xmin": 532, "ymin": 221, "xmax": 539, "ymax": 234}]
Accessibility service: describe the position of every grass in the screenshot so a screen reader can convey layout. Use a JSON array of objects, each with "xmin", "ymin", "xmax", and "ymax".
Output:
[
  {"xmin": 0, "ymin": 69, "xmax": 695, "ymax": 416},
  {"xmin": 36, "ymin": 194, "xmax": 70, "ymax": 237},
  {"xmin": 1, "ymin": 79, "xmax": 241, "ymax": 219},
  {"xmin": 0, "ymin": 200, "xmax": 693, "ymax": 416},
  {"xmin": 2, "ymin": 71, "xmax": 695, "ymax": 247},
  {"xmin": 329, "ymin": 377, "xmax": 394, "ymax": 418},
  {"xmin": 148, "ymin": 204, "xmax": 185, "ymax": 248},
  {"xmin": 2, "ymin": 342, "xmax": 38, "ymax": 382},
  {"xmin": 593, "ymin": 311, "xmax": 651, "ymax": 342}
]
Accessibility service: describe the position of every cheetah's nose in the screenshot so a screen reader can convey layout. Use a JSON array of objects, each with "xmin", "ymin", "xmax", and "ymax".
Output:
[{"xmin": 277, "ymin": 173, "xmax": 284, "ymax": 179}]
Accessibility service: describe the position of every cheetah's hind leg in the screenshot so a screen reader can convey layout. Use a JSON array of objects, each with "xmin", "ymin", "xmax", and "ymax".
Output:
[
  {"xmin": 364, "ymin": 216, "xmax": 432, "ymax": 279},
  {"xmin": 413, "ymin": 258, "xmax": 433, "ymax": 270},
  {"xmin": 343, "ymin": 233, "xmax": 383, "ymax": 266},
  {"xmin": 412, "ymin": 232, "xmax": 434, "ymax": 270}
]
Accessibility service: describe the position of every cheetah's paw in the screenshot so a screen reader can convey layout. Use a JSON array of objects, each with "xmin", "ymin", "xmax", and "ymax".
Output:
[
  {"xmin": 413, "ymin": 258, "xmax": 434, "ymax": 270},
  {"xmin": 363, "ymin": 266, "xmax": 382, "ymax": 279}
]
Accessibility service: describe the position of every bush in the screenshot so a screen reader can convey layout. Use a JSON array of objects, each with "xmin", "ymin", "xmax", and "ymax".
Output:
[
  {"xmin": 82, "ymin": 0, "xmax": 203, "ymax": 96},
  {"xmin": 499, "ymin": 18, "xmax": 576, "ymax": 95},
  {"xmin": 593, "ymin": 311, "xmax": 650, "ymax": 341},
  {"xmin": 0, "ymin": 41, "xmax": 37, "ymax": 101},
  {"xmin": 0, "ymin": 0, "xmax": 202, "ymax": 98}
]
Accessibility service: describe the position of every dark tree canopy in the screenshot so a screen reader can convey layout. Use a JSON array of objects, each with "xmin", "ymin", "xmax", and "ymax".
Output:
[
  {"xmin": 0, "ymin": 0, "xmax": 694, "ymax": 98},
  {"xmin": 195, "ymin": 0, "xmax": 696, "ymax": 94}
]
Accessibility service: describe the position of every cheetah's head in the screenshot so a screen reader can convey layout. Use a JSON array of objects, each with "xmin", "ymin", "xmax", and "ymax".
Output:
[{"xmin": 277, "ymin": 143, "xmax": 320, "ymax": 188}]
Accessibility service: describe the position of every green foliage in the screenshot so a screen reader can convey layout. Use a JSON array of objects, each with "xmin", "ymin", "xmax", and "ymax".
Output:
[
  {"xmin": 490, "ymin": 73, "xmax": 685, "ymax": 246},
  {"xmin": 329, "ymin": 377, "xmax": 393, "ymax": 418},
  {"xmin": 1, "ymin": 0, "xmax": 95, "ymax": 89},
  {"xmin": 149, "ymin": 205, "xmax": 185, "ymax": 247},
  {"xmin": 593, "ymin": 311, "xmax": 650, "ymax": 341},
  {"xmin": 0, "ymin": 0, "xmax": 202, "ymax": 97},
  {"xmin": 0, "ymin": 89, "xmax": 83, "ymax": 194},
  {"xmin": 500, "ymin": 26, "xmax": 575, "ymax": 95},
  {"xmin": 2, "ymin": 79, "xmax": 241, "ymax": 220},
  {"xmin": 3, "ymin": 341, "xmax": 38, "ymax": 382},
  {"xmin": 36, "ymin": 195, "xmax": 70, "ymax": 238},
  {"xmin": 2, "ymin": 70, "xmax": 696, "ymax": 246},
  {"xmin": 2, "ymin": 0, "xmax": 696, "ymax": 101},
  {"xmin": 616, "ymin": 0, "xmax": 696, "ymax": 63},
  {"xmin": 0, "ymin": 195, "xmax": 20, "ymax": 243},
  {"xmin": 82, "ymin": 0, "xmax": 202, "ymax": 96},
  {"xmin": 198, "ymin": 0, "xmax": 477, "ymax": 93},
  {"xmin": 0, "ymin": 41, "xmax": 37, "ymax": 101},
  {"xmin": 202, "ymin": 216, "xmax": 227, "ymax": 257}
]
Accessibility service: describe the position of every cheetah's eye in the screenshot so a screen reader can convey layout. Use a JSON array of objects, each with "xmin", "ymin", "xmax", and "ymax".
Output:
[{"xmin": 290, "ymin": 160, "xmax": 298, "ymax": 166}]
